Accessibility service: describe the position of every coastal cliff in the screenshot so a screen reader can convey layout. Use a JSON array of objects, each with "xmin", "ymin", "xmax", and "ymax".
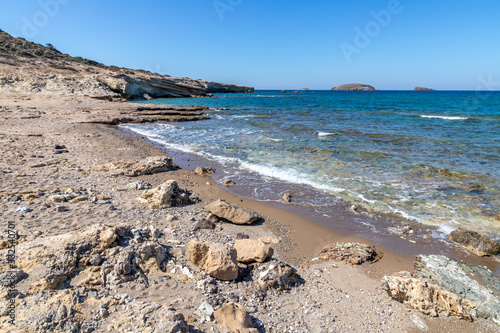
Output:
[
  {"xmin": 331, "ymin": 83, "xmax": 376, "ymax": 91},
  {"xmin": 0, "ymin": 30, "xmax": 253, "ymax": 99}
]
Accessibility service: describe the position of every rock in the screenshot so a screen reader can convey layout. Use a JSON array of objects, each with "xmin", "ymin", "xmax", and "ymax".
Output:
[
  {"xmin": 331, "ymin": 83, "xmax": 376, "ymax": 91},
  {"xmin": 195, "ymin": 166, "xmax": 215, "ymax": 176},
  {"xmin": 414, "ymin": 87, "xmax": 436, "ymax": 91},
  {"xmin": 143, "ymin": 93, "xmax": 153, "ymax": 100},
  {"xmin": 195, "ymin": 220, "xmax": 216, "ymax": 230},
  {"xmin": 319, "ymin": 242, "xmax": 382, "ymax": 264},
  {"xmin": 54, "ymin": 205, "xmax": 69, "ymax": 212},
  {"xmin": 382, "ymin": 254, "xmax": 500, "ymax": 324},
  {"xmin": 279, "ymin": 90, "xmax": 286, "ymax": 93},
  {"xmin": 213, "ymin": 302, "xmax": 258, "ymax": 333},
  {"xmin": 125, "ymin": 181, "xmax": 152, "ymax": 190},
  {"xmin": 0, "ymin": 268, "xmax": 25, "ymax": 284},
  {"xmin": 194, "ymin": 301, "xmax": 215, "ymax": 322},
  {"xmin": 53, "ymin": 144, "xmax": 66, "ymax": 149},
  {"xmin": 254, "ymin": 260, "xmax": 301, "ymax": 291},
  {"xmin": 69, "ymin": 195, "xmax": 87, "ymax": 203},
  {"xmin": 53, "ymin": 149, "xmax": 69, "ymax": 154},
  {"xmin": 235, "ymin": 233, "xmax": 249, "ymax": 240},
  {"xmin": 94, "ymin": 156, "xmax": 175, "ymax": 177},
  {"xmin": 49, "ymin": 194, "xmax": 66, "ymax": 202},
  {"xmin": 258, "ymin": 236, "xmax": 280, "ymax": 245},
  {"xmin": 89, "ymin": 254, "xmax": 102, "ymax": 266},
  {"xmin": 14, "ymin": 206, "xmax": 31, "ymax": 213},
  {"xmin": 205, "ymin": 199, "xmax": 262, "ymax": 225},
  {"xmin": 137, "ymin": 180, "xmax": 197, "ymax": 209},
  {"xmin": 234, "ymin": 239, "xmax": 273, "ymax": 263},
  {"xmin": 223, "ymin": 178, "xmax": 235, "ymax": 186},
  {"xmin": 100, "ymin": 228, "xmax": 117, "ymax": 246},
  {"xmin": 412, "ymin": 315, "xmax": 429, "ymax": 331},
  {"xmin": 283, "ymin": 192, "xmax": 292, "ymax": 203},
  {"xmin": 187, "ymin": 240, "xmax": 238, "ymax": 281},
  {"xmin": 449, "ymin": 228, "xmax": 500, "ymax": 256}
]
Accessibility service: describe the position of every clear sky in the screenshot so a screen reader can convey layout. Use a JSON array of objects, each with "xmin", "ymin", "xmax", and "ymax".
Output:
[{"xmin": 1, "ymin": 0, "xmax": 499, "ymax": 90}]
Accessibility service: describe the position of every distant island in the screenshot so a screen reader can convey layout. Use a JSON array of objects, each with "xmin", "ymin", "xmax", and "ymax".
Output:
[
  {"xmin": 331, "ymin": 83, "xmax": 376, "ymax": 91},
  {"xmin": 414, "ymin": 87, "xmax": 436, "ymax": 91}
]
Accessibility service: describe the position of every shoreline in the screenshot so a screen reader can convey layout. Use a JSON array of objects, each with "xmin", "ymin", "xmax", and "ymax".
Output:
[{"xmin": 0, "ymin": 93, "xmax": 498, "ymax": 332}]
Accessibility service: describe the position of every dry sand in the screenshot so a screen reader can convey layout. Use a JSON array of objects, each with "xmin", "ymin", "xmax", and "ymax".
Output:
[{"xmin": 0, "ymin": 93, "xmax": 498, "ymax": 332}]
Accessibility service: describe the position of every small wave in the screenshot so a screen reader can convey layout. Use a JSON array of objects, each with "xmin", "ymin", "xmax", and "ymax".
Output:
[
  {"xmin": 318, "ymin": 132, "xmax": 334, "ymax": 137},
  {"xmin": 420, "ymin": 115, "xmax": 469, "ymax": 120}
]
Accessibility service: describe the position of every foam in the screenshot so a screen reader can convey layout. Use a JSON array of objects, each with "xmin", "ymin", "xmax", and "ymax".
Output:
[{"xmin": 420, "ymin": 115, "xmax": 468, "ymax": 120}]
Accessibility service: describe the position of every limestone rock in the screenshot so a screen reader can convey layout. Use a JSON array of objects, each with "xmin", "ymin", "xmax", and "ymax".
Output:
[
  {"xmin": 137, "ymin": 180, "xmax": 197, "ymax": 209},
  {"xmin": 187, "ymin": 240, "xmax": 238, "ymax": 281},
  {"xmin": 205, "ymin": 199, "xmax": 262, "ymax": 225},
  {"xmin": 223, "ymin": 178, "xmax": 235, "ymax": 186},
  {"xmin": 449, "ymin": 228, "xmax": 500, "ymax": 256},
  {"xmin": 234, "ymin": 239, "xmax": 273, "ymax": 263},
  {"xmin": 283, "ymin": 192, "xmax": 292, "ymax": 203},
  {"xmin": 125, "ymin": 181, "xmax": 152, "ymax": 190},
  {"xmin": 331, "ymin": 83, "xmax": 376, "ymax": 91},
  {"xmin": 94, "ymin": 156, "xmax": 175, "ymax": 177},
  {"xmin": 213, "ymin": 302, "xmax": 258, "ymax": 333},
  {"xmin": 381, "ymin": 274, "xmax": 474, "ymax": 320},
  {"xmin": 319, "ymin": 242, "xmax": 382, "ymax": 264},
  {"xmin": 194, "ymin": 166, "xmax": 215, "ymax": 176}
]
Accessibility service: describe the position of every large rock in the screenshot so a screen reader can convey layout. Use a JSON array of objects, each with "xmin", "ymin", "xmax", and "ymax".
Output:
[
  {"xmin": 331, "ymin": 83, "xmax": 376, "ymax": 91},
  {"xmin": 449, "ymin": 228, "xmax": 500, "ymax": 256},
  {"xmin": 382, "ymin": 254, "xmax": 500, "ymax": 324},
  {"xmin": 194, "ymin": 166, "xmax": 215, "ymax": 176},
  {"xmin": 254, "ymin": 260, "xmax": 301, "ymax": 291},
  {"xmin": 187, "ymin": 240, "xmax": 238, "ymax": 281},
  {"xmin": 319, "ymin": 242, "xmax": 382, "ymax": 265},
  {"xmin": 205, "ymin": 199, "xmax": 262, "ymax": 225},
  {"xmin": 214, "ymin": 302, "xmax": 258, "ymax": 333},
  {"xmin": 234, "ymin": 239, "xmax": 273, "ymax": 263},
  {"xmin": 94, "ymin": 156, "xmax": 175, "ymax": 177},
  {"xmin": 137, "ymin": 180, "xmax": 196, "ymax": 209}
]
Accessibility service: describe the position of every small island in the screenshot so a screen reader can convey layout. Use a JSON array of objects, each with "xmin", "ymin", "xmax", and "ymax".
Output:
[
  {"xmin": 331, "ymin": 83, "xmax": 376, "ymax": 91},
  {"xmin": 414, "ymin": 87, "xmax": 436, "ymax": 91}
]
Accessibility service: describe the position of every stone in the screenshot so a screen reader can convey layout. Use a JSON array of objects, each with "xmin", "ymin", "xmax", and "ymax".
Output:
[
  {"xmin": 54, "ymin": 205, "xmax": 69, "ymax": 212},
  {"xmin": 382, "ymin": 254, "xmax": 500, "ymax": 325},
  {"xmin": 195, "ymin": 219, "xmax": 216, "ymax": 230},
  {"xmin": 254, "ymin": 260, "xmax": 301, "ymax": 291},
  {"xmin": 223, "ymin": 178, "xmax": 235, "ymax": 186},
  {"xmin": 213, "ymin": 302, "xmax": 258, "ymax": 333},
  {"xmin": 69, "ymin": 195, "xmax": 87, "ymax": 203},
  {"xmin": 100, "ymin": 228, "xmax": 117, "ymax": 246},
  {"xmin": 0, "ymin": 268, "xmax": 25, "ymax": 284},
  {"xmin": 195, "ymin": 166, "xmax": 215, "ymax": 176},
  {"xmin": 194, "ymin": 301, "xmax": 215, "ymax": 322},
  {"xmin": 235, "ymin": 233, "xmax": 249, "ymax": 240},
  {"xmin": 283, "ymin": 192, "xmax": 292, "ymax": 203},
  {"xmin": 94, "ymin": 156, "xmax": 175, "ymax": 177},
  {"xmin": 14, "ymin": 206, "xmax": 32, "ymax": 213},
  {"xmin": 234, "ymin": 239, "xmax": 273, "ymax": 263},
  {"xmin": 137, "ymin": 180, "xmax": 196, "ymax": 209},
  {"xmin": 53, "ymin": 144, "xmax": 66, "ymax": 150},
  {"xmin": 125, "ymin": 181, "xmax": 152, "ymax": 190},
  {"xmin": 449, "ymin": 228, "xmax": 500, "ymax": 256},
  {"xmin": 49, "ymin": 194, "xmax": 66, "ymax": 202},
  {"xmin": 205, "ymin": 199, "xmax": 262, "ymax": 225},
  {"xmin": 319, "ymin": 242, "xmax": 382, "ymax": 264},
  {"xmin": 89, "ymin": 254, "xmax": 102, "ymax": 266},
  {"xmin": 187, "ymin": 240, "xmax": 238, "ymax": 281}
]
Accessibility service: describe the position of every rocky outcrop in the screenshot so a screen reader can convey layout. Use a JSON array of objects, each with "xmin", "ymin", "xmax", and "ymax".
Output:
[
  {"xmin": 187, "ymin": 240, "xmax": 239, "ymax": 281},
  {"xmin": 319, "ymin": 242, "xmax": 382, "ymax": 264},
  {"xmin": 137, "ymin": 180, "xmax": 198, "ymax": 209},
  {"xmin": 172, "ymin": 77, "xmax": 254, "ymax": 94},
  {"xmin": 331, "ymin": 83, "xmax": 376, "ymax": 91},
  {"xmin": 448, "ymin": 228, "xmax": 500, "ymax": 256},
  {"xmin": 234, "ymin": 239, "xmax": 273, "ymax": 263},
  {"xmin": 414, "ymin": 87, "xmax": 436, "ymax": 91},
  {"xmin": 382, "ymin": 255, "xmax": 500, "ymax": 324},
  {"xmin": 93, "ymin": 156, "xmax": 175, "ymax": 177},
  {"xmin": 205, "ymin": 199, "xmax": 262, "ymax": 225},
  {"xmin": 214, "ymin": 302, "xmax": 258, "ymax": 333}
]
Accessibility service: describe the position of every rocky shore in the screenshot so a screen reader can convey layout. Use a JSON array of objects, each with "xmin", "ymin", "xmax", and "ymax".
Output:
[{"xmin": 0, "ymin": 93, "xmax": 499, "ymax": 332}]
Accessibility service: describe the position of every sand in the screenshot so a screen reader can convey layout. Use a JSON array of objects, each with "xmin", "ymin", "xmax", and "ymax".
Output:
[{"xmin": 0, "ymin": 93, "xmax": 498, "ymax": 332}]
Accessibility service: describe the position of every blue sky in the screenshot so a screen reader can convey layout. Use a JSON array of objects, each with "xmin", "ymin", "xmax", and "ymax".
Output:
[{"xmin": 1, "ymin": 0, "xmax": 499, "ymax": 90}]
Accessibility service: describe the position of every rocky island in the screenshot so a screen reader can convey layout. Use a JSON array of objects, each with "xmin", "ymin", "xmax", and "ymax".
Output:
[
  {"xmin": 1, "ymin": 30, "xmax": 499, "ymax": 333},
  {"xmin": 331, "ymin": 83, "xmax": 376, "ymax": 91},
  {"xmin": 414, "ymin": 87, "xmax": 436, "ymax": 91}
]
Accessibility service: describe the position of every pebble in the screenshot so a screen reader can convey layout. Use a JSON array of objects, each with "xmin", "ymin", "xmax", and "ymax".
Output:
[{"xmin": 14, "ymin": 206, "xmax": 32, "ymax": 213}]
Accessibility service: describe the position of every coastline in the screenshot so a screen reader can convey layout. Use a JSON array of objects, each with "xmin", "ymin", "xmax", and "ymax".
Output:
[{"xmin": 0, "ymin": 93, "xmax": 498, "ymax": 332}]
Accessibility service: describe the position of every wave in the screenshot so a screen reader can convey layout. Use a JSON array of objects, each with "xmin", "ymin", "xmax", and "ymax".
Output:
[
  {"xmin": 420, "ymin": 115, "xmax": 469, "ymax": 120},
  {"xmin": 318, "ymin": 132, "xmax": 334, "ymax": 137}
]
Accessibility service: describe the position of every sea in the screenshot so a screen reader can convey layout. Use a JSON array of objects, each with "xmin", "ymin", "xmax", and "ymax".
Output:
[{"xmin": 122, "ymin": 90, "xmax": 500, "ymax": 246}]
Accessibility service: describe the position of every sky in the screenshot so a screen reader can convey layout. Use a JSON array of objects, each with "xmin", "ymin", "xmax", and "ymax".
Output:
[{"xmin": 1, "ymin": 0, "xmax": 499, "ymax": 90}]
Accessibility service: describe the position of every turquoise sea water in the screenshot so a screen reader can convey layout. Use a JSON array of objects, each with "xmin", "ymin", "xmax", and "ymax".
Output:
[{"xmin": 123, "ymin": 90, "xmax": 500, "ymax": 240}]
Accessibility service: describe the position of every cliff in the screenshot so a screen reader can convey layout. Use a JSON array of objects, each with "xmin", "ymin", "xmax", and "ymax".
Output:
[
  {"xmin": 414, "ymin": 87, "xmax": 436, "ymax": 91},
  {"xmin": 0, "ymin": 29, "xmax": 253, "ymax": 99},
  {"xmin": 331, "ymin": 83, "xmax": 376, "ymax": 91}
]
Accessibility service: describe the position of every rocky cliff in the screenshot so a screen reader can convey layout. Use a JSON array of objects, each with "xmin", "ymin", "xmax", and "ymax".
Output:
[
  {"xmin": 331, "ymin": 83, "xmax": 376, "ymax": 91},
  {"xmin": 0, "ymin": 29, "xmax": 253, "ymax": 99}
]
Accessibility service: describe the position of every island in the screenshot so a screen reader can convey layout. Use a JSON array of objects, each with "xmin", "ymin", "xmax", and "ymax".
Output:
[
  {"xmin": 331, "ymin": 83, "xmax": 376, "ymax": 91},
  {"xmin": 414, "ymin": 87, "xmax": 436, "ymax": 91}
]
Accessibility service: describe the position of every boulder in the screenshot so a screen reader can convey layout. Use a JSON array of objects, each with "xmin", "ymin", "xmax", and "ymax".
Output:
[
  {"xmin": 223, "ymin": 178, "xmax": 235, "ymax": 186},
  {"xmin": 94, "ymin": 156, "xmax": 175, "ymax": 177},
  {"xmin": 205, "ymin": 199, "xmax": 262, "ymax": 225},
  {"xmin": 382, "ymin": 254, "xmax": 500, "ymax": 324},
  {"xmin": 137, "ymin": 180, "xmax": 197, "ymax": 209},
  {"xmin": 234, "ymin": 239, "xmax": 273, "ymax": 263},
  {"xmin": 195, "ymin": 166, "xmax": 215, "ymax": 176},
  {"xmin": 254, "ymin": 260, "xmax": 301, "ymax": 291},
  {"xmin": 187, "ymin": 240, "xmax": 238, "ymax": 280},
  {"xmin": 319, "ymin": 242, "xmax": 382, "ymax": 264},
  {"xmin": 213, "ymin": 302, "xmax": 258, "ymax": 333},
  {"xmin": 449, "ymin": 228, "xmax": 500, "ymax": 256}
]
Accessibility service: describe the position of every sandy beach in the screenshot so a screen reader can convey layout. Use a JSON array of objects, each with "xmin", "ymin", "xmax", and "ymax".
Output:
[{"xmin": 0, "ymin": 92, "xmax": 498, "ymax": 332}]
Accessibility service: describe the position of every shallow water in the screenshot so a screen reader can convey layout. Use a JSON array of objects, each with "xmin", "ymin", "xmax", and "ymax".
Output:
[{"xmin": 124, "ymin": 90, "xmax": 500, "ymax": 241}]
